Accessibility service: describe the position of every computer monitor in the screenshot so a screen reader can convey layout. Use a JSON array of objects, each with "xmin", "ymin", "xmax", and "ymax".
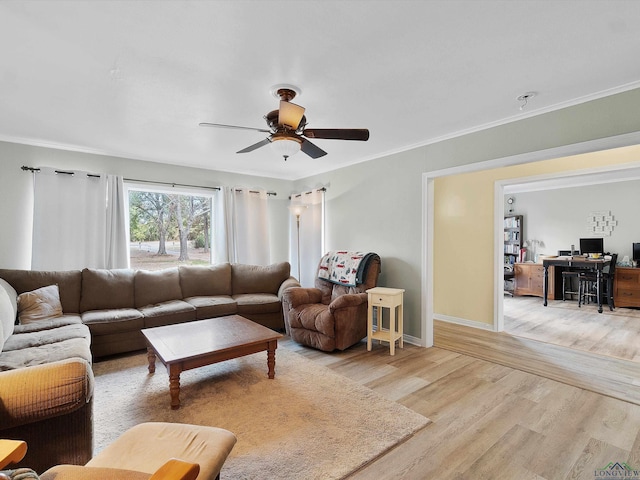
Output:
[
  {"xmin": 579, "ymin": 238, "xmax": 604, "ymax": 255},
  {"xmin": 633, "ymin": 243, "xmax": 640, "ymax": 264}
]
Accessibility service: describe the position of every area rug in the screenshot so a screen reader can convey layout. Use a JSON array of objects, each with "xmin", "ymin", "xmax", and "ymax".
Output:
[{"xmin": 92, "ymin": 346, "xmax": 430, "ymax": 479}]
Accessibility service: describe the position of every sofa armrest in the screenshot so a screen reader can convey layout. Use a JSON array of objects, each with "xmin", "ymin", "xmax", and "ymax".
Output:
[
  {"xmin": 0, "ymin": 358, "xmax": 93, "ymax": 430},
  {"xmin": 282, "ymin": 287, "xmax": 323, "ymax": 309},
  {"xmin": 329, "ymin": 293, "xmax": 368, "ymax": 313},
  {"xmin": 278, "ymin": 276, "xmax": 302, "ymax": 298}
]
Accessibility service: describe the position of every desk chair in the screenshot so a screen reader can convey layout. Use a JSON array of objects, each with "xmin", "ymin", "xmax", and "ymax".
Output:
[
  {"xmin": 578, "ymin": 254, "xmax": 618, "ymax": 310},
  {"xmin": 558, "ymin": 250, "xmax": 581, "ymax": 301},
  {"xmin": 561, "ymin": 270, "xmax": 581, "ymax": 301}
]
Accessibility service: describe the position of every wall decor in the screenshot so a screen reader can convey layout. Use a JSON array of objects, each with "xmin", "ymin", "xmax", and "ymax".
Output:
[{"xmin": 587, "ymin": 210, "xmax": 617, "ymax": 236}]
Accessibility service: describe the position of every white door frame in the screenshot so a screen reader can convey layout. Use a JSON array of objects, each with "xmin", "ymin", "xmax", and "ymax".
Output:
[{"xmin": 422, "ymin": 131, "xmax": 640, "ymax": 344}]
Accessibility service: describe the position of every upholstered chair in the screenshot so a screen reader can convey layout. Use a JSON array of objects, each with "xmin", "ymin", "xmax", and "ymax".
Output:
[{"xmin": 282, "ymin": 255, "xmax": 381, "ymax": 352}]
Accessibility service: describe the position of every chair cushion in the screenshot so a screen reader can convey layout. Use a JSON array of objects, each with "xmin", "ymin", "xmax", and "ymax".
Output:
[
  {"xmin": 288, "ymin": 303, "xmax": 334, "ymax": 337},
  {"xmin": 86, "ymin": 422, "xmax": 237, "ymax": 480}
]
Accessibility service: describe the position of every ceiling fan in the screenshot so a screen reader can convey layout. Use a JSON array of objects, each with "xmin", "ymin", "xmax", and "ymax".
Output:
[{"xmin": 199, "ymin": 85, "xmax": 369, "ymax": 160}]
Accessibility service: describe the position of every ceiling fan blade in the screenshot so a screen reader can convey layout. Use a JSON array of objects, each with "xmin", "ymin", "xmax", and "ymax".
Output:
[
  {"xmin": 278, "ymin": 101, "xmax": 305, "ymax": 129},
  {"xmin": 303, "ymin": 128, "xmax": 369, "ymax": 141},
  {"xmin": 300, "ymin": 138, "xmax": 328, "ymax": 159},
  {"xmin": 237, "ymin": 137, "xmax": 272, "ymax": 153},
  {"xmin": 199, "ymin": 122, "xmax": 271, "ymax": 134}
]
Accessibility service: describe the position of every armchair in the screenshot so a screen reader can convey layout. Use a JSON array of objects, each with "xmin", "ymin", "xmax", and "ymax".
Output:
[
  {"xmin": 1, "ymin": 422, "xmax": 236, "ymax": 480},
  {"xmin": 282, "ymin": 254, "xmax": 381, "ymax": 351}
]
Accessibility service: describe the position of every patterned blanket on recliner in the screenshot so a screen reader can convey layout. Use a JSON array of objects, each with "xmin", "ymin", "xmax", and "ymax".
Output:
[{"xmin": 318, "ymin": 251, "xmax": 377, "ymax": 287}]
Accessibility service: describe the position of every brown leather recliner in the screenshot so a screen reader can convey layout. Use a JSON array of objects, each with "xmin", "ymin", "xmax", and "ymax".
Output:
[{"xmin": 282, "ymin": 254, "xmax": 381, "ymax": 351}]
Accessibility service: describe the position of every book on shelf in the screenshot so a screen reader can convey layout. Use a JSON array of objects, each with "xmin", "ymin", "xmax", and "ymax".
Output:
[{"xmin": 504, "ymin": 216, "xmax": 520, "ymax": 229}]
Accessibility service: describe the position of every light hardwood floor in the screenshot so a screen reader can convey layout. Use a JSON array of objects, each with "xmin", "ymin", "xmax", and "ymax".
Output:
[
  {"xmin": 504, "ymin": 296, "xmax": 640, "ymax": 363},
  {"xmin": 282, "ymin": 337, "xmax": 640, "ymax": 480}
]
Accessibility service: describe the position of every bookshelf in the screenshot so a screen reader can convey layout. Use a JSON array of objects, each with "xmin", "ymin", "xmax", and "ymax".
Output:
[
  {"xmin": 503, "ymin": 215, "xmax": 523, "ymax": 265},
  {"xmin": 504, "ymin": 215, "xmax": 523, "ymax": 296}
]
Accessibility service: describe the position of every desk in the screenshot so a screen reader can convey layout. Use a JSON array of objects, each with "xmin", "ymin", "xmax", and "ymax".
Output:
[{"xmin": 542, "ymin": 257, "xmax": 610, "ymax": 313}]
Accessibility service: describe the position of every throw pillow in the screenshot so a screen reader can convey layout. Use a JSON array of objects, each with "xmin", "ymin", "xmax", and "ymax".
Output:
[{"xmin": 17, "ymin": 284, "xmax": 63, "ymax": 324}]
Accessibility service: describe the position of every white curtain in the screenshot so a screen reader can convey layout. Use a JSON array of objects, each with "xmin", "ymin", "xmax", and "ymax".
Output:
[
  {"xmin": 105, "ymin": 175, "xmax": 129, "ymax": 268},
  {"xmin": 212, "ymin": 187, "xmax": 230, "ymax": 265},
  {"xmin": 289, "ymin": 188, "xmax": 325, "ymax": 286},
  {"xmin": 215, "ymin": 187, "xmax": 270, "ymax": 265},
  {"xmin": 32, "ymin": 167, "xmax": 129, "ymax": 270}
]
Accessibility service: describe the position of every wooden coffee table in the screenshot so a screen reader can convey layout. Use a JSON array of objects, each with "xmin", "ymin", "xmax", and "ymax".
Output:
[{"xmin": 142, "ymin": 314, "xmax": 283, "ymax": 409}]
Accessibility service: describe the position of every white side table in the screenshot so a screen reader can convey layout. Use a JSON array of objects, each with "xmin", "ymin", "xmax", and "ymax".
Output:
[{"xmin": 366, "ymin": 287, "xmax": 405, "ymax": 355}]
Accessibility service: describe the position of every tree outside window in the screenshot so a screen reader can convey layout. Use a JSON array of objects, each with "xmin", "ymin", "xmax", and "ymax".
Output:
[{"xmin": 128, "ymin": 188, "xmax": 213, "ymax": 270}]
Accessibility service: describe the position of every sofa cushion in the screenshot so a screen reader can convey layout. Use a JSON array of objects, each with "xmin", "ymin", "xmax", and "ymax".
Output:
[
  {"xmin": 81, "ymin": 268, "xmax": 135, "ymax": 312},
  {"xmin": 233, "ymin": 293, "xmax": 282, "ymax": 315},
  {"xmin": 3, "ymin": 322, "xmax": 90, "ymax": 352},
  {"xmin": 0, "ymin": 278, "xmax": 18, "ymax": 351},
  {"xmin": 0, "ymin": 336, "xmax": 92, "ymax": 371},
  {"xmin": 81, "ymin": 309, "xmax": 145, "ymax": 335},
  {"xmin": 184, "ymin": 296, "xmax": 237, "ymax": 319},
  {"xmin": 179, "ymin": 263, "xmax": 232, "ymax": 297},
  {"xmin": 0, "ymin": 269, "xmax": 82, "ymax": 313},
  {"xmin": 231, "ymin": 262, "xmax": 290, "ymax": 295},
  {"xmin": 135, "ymin": 268, "xmax": 183, "ymax": 308},
  {"xmin": 13, "ymin": 315, "xmax": 83, "ymax": 334},
  {"xmin": 17, "ymin": 284, "xmax": 63, "ymax": 324},
  {"xmin": 140, "ymin": 300, "xmax": 196, "ymax": 328}
]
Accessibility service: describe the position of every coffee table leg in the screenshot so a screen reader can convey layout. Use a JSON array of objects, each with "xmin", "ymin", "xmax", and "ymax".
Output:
[
  {"xmin": 169, "ymin": 364, "xmax": 181, "ymax": 410},
  {"xmin": 147, "ymin": 347, "xmax": 156, "ymax": 374},
  {"xmin": 267, "ymin": 340, "xmax": 277, "ymax": 379}
]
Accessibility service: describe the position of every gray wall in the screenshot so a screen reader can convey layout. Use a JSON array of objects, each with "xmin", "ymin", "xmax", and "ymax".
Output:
[
  {"xmin": 509, "ymin": 180, "xmax": 640, "ymax": 262},
  {"xmin": 295, "ymin": 88, "xmax": 640, "ymax": 339},
  {"xmin": 0, "ymin": 141, "xmax": 293, "ymax": 269},
  {"xmin": 3, "ymin": 88, "xmax": 640, "ymax": 341}
]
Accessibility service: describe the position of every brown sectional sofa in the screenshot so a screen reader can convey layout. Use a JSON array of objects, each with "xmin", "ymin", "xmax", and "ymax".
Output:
[
  {"xmin": 0, "ymin": 261, "xmax": 298, "ymax": 359},
  {"xmin": 0, "ymin": 278, "xmax": 94, "ymax": 473},
  {"xmin": 0, "ymin": 261, "xmax": 298, "ymax": 473}
]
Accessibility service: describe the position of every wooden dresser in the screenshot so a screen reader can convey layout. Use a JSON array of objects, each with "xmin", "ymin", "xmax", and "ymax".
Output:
[
  {"xmin": 614, "ymin": 267, "xmax": 640, "ymax": 307},
  {"xmin": 514, "ymin": 263, "xmax": 554, "ymax": 299}
]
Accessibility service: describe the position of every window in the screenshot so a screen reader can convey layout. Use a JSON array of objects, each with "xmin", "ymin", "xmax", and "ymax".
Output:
[{"xmin": 127, "ymin": 187, "xmax": 215, "ymax": 271}]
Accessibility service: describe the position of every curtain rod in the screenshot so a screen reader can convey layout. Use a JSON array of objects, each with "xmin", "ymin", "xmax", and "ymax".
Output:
[
  {"xmin": 22, "ymin": 165, "xmax": 101, "ymax": 178},
  {"xmin": 22, "ymin": 165, "xmax": 276, "ymax": 196},
  {"xmin": 123, "ymin": 177, "xmax": 221, "ymax": 191},
  {"xmin": 289, "ymin": 187, "xmax": 327, "ymax": 200},
  {"xmin": 233, "ymin": 188, "xmax": 277, "ymax": 197}
]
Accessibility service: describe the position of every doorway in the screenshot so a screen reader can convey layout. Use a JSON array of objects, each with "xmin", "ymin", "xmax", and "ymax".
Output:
[{"xmin": 496, "ymin": 163, "xmax": 640, "ymax": 363}]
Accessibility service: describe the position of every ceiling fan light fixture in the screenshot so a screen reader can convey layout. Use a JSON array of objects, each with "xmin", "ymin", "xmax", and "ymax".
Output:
[
  {"xmin": 271, "ymin": 136, "xmax": 301, "ymax": 160},
  {"xmin": 279, "ymin": 100, "xmax": 305, "ymax": 129}
]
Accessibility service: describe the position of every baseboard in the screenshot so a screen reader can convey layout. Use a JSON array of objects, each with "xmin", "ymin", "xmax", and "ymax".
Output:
[
  {"xmin": 402, "ymin": 333, "xmax": 423, "ymax": 347},
  {"xmin": 433, "ymin": 313, "xmax": 496, "ymax": 332}
]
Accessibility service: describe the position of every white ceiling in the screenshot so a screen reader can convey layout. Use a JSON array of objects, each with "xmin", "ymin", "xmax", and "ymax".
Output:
[{"xmin": 2, "ymin": 1, "xmax": 640, "ymax": 181}]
